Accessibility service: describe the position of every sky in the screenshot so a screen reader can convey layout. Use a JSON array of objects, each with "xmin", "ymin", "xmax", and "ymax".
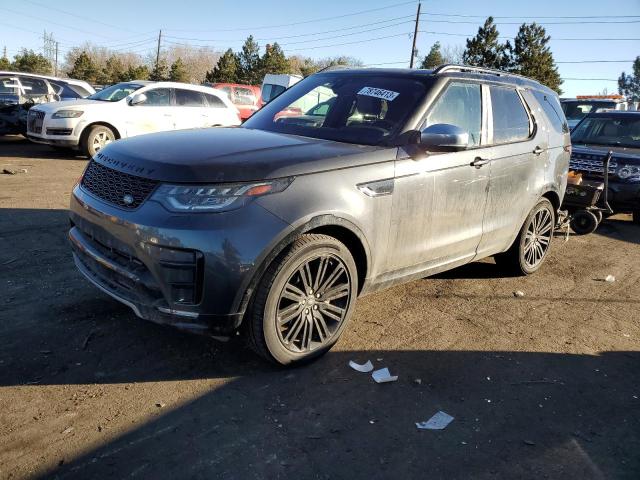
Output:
[{"xmin": 0, "ymin": 0, "xmax": 639, "ymax": 97}]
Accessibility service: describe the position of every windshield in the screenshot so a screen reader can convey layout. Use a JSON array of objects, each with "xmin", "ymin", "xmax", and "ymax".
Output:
[
  {"xmin": 244, "ymin": 74, "xmax": 428, "ymax": 146},
  {"xmin": 87, "ymin": 83, "xmax": 143, "ymax": 102},
  {"xmin": 562, "ymin": 101, "xmax": 616, "ymax": 122},
  {"xmin": 571, "ymin": 115, "xmax": 640, "ymax": 148}
]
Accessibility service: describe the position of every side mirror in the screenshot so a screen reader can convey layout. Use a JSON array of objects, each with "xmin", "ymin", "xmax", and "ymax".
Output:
[
  {"xmin": 129, "ymin": 93, "xmax": 147, "ymax": 106},
  {"xmin": 420, "ymin": 123, "xmax": 469, "ymax": 151}
]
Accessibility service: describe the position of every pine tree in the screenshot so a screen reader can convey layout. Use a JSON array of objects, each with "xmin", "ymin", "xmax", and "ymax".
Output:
[
  {"xmin": 169, "ymin": 57, "xmax": 188, "ymax": 82},
  {"xmin": 125, "ymin": 64, "xmax": 149, "ymax": 81},
  {"xmin": 618, "ymin": 56, "xmax": 640, "ymax": 102},
  {"xmin": 462, "ymin": 17, "xmax": 510, "ymax": 69},
  {"xmin": 236, "ymin": 36, "xmax": 261, "ymax": 84},
  {"xmin": 12, "ymin": 49, "xmax": 52, "ymax": 75},
  {"xmin": 260, "ymin": 43, "xmax": 290, "ymax": 77},
  {"xmin": 420, "ymin": 42, "xmax": 444, "ymax": 69},
  {"xmin": 0, "ymin": 47, "xmax": 10, "ymax": 70},
  {"xmin": 149, "ymin": 59, "xmax": 169, "ymax": 81},
  {"xmin": 205, "ymin": 49, "xmax": 238, "ymax": 83},
  {"xmin": 97, "ymin": 56, "xmax": 125, "ymax": 85},
  {"xmin": 67, "ymin": 51, "xmax": 97, "ymax": 82},
  {"xmin": 508, "ymin": 23, "xmax": 563, "ymax": 94}
]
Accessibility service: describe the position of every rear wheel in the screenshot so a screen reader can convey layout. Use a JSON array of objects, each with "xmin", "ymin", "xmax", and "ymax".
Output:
[
  {"xmin": 570, "ymin": 210, "xmax": 599, "ymax": 235},
  {"xmin": 80, "ymin": 125, "xmax": 115, "ymax": 158},
  {"xmin": 495, "ymin": 198, "xmax": 555, "ymax": 275},
  {"xmin": 246, "ymin": 234, "xmax": 358, "ymax": 365}
]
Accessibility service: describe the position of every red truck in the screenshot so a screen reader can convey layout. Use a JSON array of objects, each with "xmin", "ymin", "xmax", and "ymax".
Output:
[{"xmin": 210, "ymin": 83, "xmax": 262, "ymax": 121}]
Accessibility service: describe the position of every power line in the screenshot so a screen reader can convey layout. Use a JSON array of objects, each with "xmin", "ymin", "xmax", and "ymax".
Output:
[
  {"xmin": 163, "ymin": 0, "xmax": 416, "ymax": 33},
  {"xmin": 417, "ymin": 30, "xmax": 640, "ymax": 41},
  {"xmin": 0, "ymin": 6, "xmax": 122, "ymax": 40},
  {"xmin": 22, "ymin": 0, "xmax": 148, "ymax": 35},
  {"xmin": 163, "ymin": 15, "xmax": 415, "ymax": 43},
  {"xmin": 418, "ymin": 16, "xmax": 640, "ymax": 25},
  {"xmin": 422, "ymin": 12, "xmax": 640, "ymax": 19}
]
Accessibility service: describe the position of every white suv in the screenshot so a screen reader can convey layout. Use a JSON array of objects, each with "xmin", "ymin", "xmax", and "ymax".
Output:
[{"xmin": 27, "ymin": 81, "xmax": 241, "ymax": 157}]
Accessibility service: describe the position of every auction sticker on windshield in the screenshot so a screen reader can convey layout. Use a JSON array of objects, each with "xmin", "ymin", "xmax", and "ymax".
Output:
[{"xmin": 357, "ymin": 87, "xmax": 400, "ymax": 101}]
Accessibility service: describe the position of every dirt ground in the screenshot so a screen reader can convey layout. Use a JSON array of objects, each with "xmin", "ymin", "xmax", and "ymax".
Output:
[{"xmin": 0, "ymin": 135, "xmax": 639, "ymax": 480}]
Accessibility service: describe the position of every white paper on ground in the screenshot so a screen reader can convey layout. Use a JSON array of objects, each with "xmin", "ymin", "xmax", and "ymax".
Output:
[
  {"xmin": 349, "ymin": 360, "xmax": 374, "ymax": 373},
  {"xmin": 371, "ymin": 367, "xmax": 398, "ymax": 383},
  {"xmin": 605, "ymin": 274, "xmax": 616, "ymax": 283},
  {"xmin": 416, "ymin": 411, "xmax": 454, "ymax": 430}
]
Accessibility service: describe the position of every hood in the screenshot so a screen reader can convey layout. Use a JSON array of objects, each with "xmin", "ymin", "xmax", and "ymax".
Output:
[
  {"xmin": 93, "ymin": 127, "xmax": 390, "ymax": 183},
  {"xmin": 34, "ymin": 98, "xmax": 114, "ymax": 112},
  {"xmin": 572, "ymin": 143, "xmax": 640, "ymax": 161}
]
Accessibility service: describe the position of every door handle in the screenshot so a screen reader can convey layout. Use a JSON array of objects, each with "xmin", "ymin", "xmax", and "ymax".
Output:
[
  {"xmin": 471, "ymin": 157, "xmax": 490, "ymax": 168},
  {"xmin": 533, "ymin": 146, "xmax": 544, "ymax": 155}
]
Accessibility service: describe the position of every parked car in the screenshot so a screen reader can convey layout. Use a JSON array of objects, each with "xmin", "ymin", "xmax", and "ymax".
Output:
[
  {"xmin": 27, "ymin": 81, "xmax": 241, "ymax": 157},
  {"xmin": 569, "ymin": 110, "xmax": 640, "ymax": 224},
  {"xmin": 209, "ymin": 83, "xmax": 262, "ymax": 121},
  {"xmin": 261, "ymin": 73, "xmax": 302, "ymax": 103},
  {"xmin": 0, "ymin": 71, "xmax": 94, "ymax": 135},
  {"xmin": 68, "ymin": 65, "xmax": 569, "ymax": 364},
  {"xmin": 561, "ymin": 95, "xmax": 629, "ymax": 130}
]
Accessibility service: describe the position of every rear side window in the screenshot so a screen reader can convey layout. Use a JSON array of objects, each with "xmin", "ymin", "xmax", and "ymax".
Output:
[
  {"xmin": 490, "ymin": 86, "xmax": 531, "ymax": 144},
  {"xmin": 532, "ymin": 90, "xmax": 569, "ymax": 134},
  {"xmin": 425, "ymin": 82, "xmax": 482, "ymax": 147},
  {"xmin": 175, "ymin": 89, "xmax": 205, "ymax": 107},
  {"xmin": 204, "ymin": 93, "xmax": 225, "ymax": 108},
  {"xmin": 20, "ymin": 77, "xmax": 49, "ymax": 96},
  {"xmin": 50, "ymin": 81, "xmax": 91, "ymax": 99},
  {"xmin": 234, "ymin": 86, "xmax": 257, "ymax": 105},
  {"xmin": 262, "ymin": 84, "xmax": 286, "ymax": 103}
]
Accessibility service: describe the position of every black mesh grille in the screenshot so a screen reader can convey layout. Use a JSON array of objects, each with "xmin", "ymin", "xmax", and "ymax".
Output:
[{"xmin": 80, "ymin": 160, "xmax": 158, "ymax": 209}]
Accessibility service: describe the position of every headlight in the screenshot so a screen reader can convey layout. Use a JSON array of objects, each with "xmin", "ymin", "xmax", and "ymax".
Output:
[
  {"xmin": 52, "ymin": 110, "xmax": 84, "ymax": 119},
  {"xmin": 617, "ymin": 164, "xmax": 640, "ymax": 182},
  {"xmin": 151, "ymin": 178, "xmax": 294, "ymax": 212}
]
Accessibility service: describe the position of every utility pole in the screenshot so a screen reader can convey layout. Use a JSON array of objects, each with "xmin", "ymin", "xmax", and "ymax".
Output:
[
  {"xmin": 155, "ymin": 29, "xmax": 162, "ymax": 74},
  {"xmin": 409, "ymin": 2, "xmax": 421, "ymax": 68},
  {"xmin": 54, "ymin": 42, "xmax": 59, "ymax": 76}
]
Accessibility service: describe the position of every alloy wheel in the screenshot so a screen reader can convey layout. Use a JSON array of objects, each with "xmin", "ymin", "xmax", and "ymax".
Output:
[
  {"xmin": 92, "ymin": 131, "xmax": 112, "ymax": 152},
  {"xmin": 524, "ymin": 206, "xmax": 554, "ymax": 269},
  {"xmin": 276, "ymin": 254, "xmax": 352, "ymax": 353}
]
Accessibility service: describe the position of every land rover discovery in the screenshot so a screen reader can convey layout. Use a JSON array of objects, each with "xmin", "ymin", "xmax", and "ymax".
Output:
[{"xmin": 68, "ymin": 65, "xmax": 570, "ymax": 364}]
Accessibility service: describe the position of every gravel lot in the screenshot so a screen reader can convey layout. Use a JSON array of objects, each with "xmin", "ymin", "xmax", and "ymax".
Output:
[{"xmin": 1, "ymin": 135, "xmax": 639, "ymax": 479}]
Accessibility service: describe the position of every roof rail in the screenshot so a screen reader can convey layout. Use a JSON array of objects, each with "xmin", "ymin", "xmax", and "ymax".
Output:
[
  {"xmin": 433, "ymin": 63, "xmax": 528, "ymax": 80},
  {"xmin": 315, "ymin": 64, "xmax": 353, "ymax": 74}
]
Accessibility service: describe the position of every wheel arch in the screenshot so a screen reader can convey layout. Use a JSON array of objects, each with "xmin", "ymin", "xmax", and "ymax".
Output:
[
  {"xmin": 232, "ymin": 214, "xmax": 371, "ymax": 323},
  {"xmin": 80, "ymin": 121, "xmax": 122, "ymax": 141}
]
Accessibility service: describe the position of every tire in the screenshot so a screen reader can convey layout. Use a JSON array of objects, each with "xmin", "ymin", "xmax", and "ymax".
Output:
[
  {"xmin": 593, "ymin": 210, "xmax": 603, "ymax": 224},
  {"xmin": 633, "ymin": 210, "xmax": 640, "ymax": 226},
  {"xmin": 80, "ymin": 125, "xmax": 115, "ymax": 158},
  {"xmin": 495, "ymin": 198, "xmax": 555, "ymax": 276},
  {"xmin": 245, "ymin": 234, "xmax": 358, "ymax": 365},
  {"xmin": 570, "ymin": 210, "xmax": 599, "ymax": 235}
]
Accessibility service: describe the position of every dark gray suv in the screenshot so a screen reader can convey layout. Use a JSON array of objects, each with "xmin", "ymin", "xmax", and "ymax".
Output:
[{"xmin": 69, "ymin": 65, "xmax": 570, "ymax": 364}]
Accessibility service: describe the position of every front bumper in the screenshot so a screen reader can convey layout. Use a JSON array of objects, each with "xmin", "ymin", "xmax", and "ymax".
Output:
[
  {"xmin": 69, "ymin": 185, "xmax": 292, "ymax": 336},
  {"xmin": 27, "ymin": 116, "xmax": 84, "ymax": 147},
  {"xmin": 606, "ymin": 181, "xmax": 640, "ymax": 212}
]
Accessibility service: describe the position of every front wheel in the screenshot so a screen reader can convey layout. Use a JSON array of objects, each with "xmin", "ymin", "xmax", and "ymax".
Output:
[
  {"xmin": 495, "ymin": 198, "xmax": 555, "ymax": 275},
  {"xmin": 246, "ymin": 234, "xmax": 358, "ymax": 365},
  {"xmin": 80, "ymin": 125, "xmax": 115, "ymax": 158}
]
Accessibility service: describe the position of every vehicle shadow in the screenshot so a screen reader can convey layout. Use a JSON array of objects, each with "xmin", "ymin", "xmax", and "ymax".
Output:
[
  {"xmin": 0, "ymin": 135, "xmax": 85, "ymax": 160},
  {"xmin": 17, "ymin": 347, "xmax": 640, "ymax": 480},
  {"xmin": 594, "ymin": 216, "xmax": 639, "ymax": 245}
]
